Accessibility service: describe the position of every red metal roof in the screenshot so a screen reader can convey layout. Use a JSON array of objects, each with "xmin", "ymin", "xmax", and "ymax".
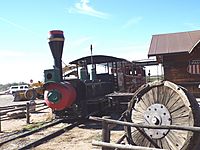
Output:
[{"xmin": 148, "ymin": 30, "xmax": 200, "ymax": 57}]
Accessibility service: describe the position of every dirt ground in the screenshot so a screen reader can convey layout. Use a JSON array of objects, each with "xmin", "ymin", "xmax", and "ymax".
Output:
[
  {"xmin": 0, "ymin": 95, "xmax": 124, "ymax": 150},
  {"xmin": 34, "ymin": 125, "xmax": 123, "ymax": 150}
]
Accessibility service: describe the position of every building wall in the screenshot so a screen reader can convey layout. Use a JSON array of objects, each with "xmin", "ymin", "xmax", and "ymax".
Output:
[{"xmin": 163, "ymin": 47, "xmax": 200, "ymax": 97}]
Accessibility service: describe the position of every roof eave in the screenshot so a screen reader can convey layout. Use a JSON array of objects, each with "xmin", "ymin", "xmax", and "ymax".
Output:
[
  {"xmin": 148, "ymin": 51, "xmax": 189, "ymax": 57},
  {"xmin": 189, "ymin": 40, "xmax": 200, "ymax": 53}
]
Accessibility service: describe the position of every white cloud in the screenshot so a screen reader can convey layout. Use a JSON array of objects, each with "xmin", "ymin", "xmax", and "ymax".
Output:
[
  {"xmin": 122, "ymin": 17, "xmax": 143, "ymax": 29},
  {"xmin": 69, "ymin": 0, "xmax": 110, "ymax": 19}
]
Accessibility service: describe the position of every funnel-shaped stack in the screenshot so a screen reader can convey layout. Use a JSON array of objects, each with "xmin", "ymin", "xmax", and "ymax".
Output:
[{"xmin": 48, "ymin": 30, "xmax": 65, "ymax": 81}]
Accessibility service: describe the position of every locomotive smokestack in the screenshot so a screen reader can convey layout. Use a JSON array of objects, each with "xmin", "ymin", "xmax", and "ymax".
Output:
[{"xmin": 48, "ymin": 30, "xmax": 65, "ymax": 81}]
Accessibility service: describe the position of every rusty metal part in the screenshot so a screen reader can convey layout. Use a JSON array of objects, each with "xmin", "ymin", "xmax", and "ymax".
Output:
[{"xmin": 125, "ymin": 80, "xmax": 200, "ymax": 150}]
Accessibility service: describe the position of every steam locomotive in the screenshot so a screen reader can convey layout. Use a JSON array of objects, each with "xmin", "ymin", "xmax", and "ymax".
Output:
[
  {"xmin": 43, "ymin": 30, "xmax": 144, "ymax": 118},
  {"xmin": 44, "ymin": 30, "xmax": 113, "ymax": 118}
]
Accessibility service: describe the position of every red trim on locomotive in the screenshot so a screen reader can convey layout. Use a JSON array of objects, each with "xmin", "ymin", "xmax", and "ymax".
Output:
[
  {"xmin": 49, "ymin": 30, "xmax": 63, "ymax": 35},
  {"xmin": 44, "ymin": 82, "xmax": 76, "ymax": 110}
]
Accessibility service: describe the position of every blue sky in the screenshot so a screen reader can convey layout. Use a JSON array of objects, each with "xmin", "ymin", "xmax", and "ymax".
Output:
[{"xmin": 0, "ymin": 0, "xmax": 200, "ymax": 84}]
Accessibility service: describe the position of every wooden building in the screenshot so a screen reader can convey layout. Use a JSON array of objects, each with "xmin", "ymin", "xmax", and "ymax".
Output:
[{"xmin": 148, "ymin": 30, "xmax": 200, "ymax": 97}]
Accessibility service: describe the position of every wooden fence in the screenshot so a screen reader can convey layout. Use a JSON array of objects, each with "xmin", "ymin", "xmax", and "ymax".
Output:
[{"xmin": 90, "ymin": 116, "xmax": 200, "ymax": 150}]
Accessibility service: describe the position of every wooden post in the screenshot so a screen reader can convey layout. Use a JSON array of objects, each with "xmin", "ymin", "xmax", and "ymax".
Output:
[
  {"xmin": 102, "ymin": 116, "xmax": 111, "ymax": 150},
  {"xmin": 92, "ymin": 141, "xmax": 167, "ymax": 150},
  {"xmin": 0, "ymin": 111, "xmax": 2, "ymax": 132},
  {"xmin": 26, "ymin": 102, "xmax": 30, "ymax": 124}
]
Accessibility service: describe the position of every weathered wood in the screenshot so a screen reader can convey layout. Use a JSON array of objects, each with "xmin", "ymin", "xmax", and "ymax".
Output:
[
  {"xmin": 0, "ymin": 112, "xmax": 1, "ymax": 132},
  {"xmin": 135, "ymin": 126, "xmax": 160, "ymax": 148},
  {"xmin": 0, "ymin": 102, "xmax": 45, "ymax": 112},
  {"xmin": 1, "ymin": 107, "xmax": 26, "ymax": 115},
  {"xmin": 125, "ymin": 80, "xmax": 200, "ymax": 150},
  {"xmin": 92, "ymin": 141, "xmax": 167, "ymax": 150},
  {"xmin": 0, "ymin": 104, "xmax": 26, "ymax": 110},
  {"xmin": 26, "ymin": 102, "xmax": 30, "ymax": 124},
  {"xmin": 106, "ymin": 92, "xmax": 134, "ymax": 97},
  {"xmin": 36, "ymin": 106, "xmax": 49, "ymax": 112},
  {"xmin": 29, "ymin": 100, "xmax": 36, "ymax": 112},
  {"xmin": 116, "ymin": 133, "xmax": 126, "ymax": 144},
  {"xmin": 90, "ymin": 116, "xmax": 200, "ymax": 132},
  {"xmin": 162, "ymin": 51, "xmax": 200, "ymax": 97},
  {"xmin": 7, "ymin": 110, "xmax": 26, "ymax": 119},
  {"xmin": 102, "ymin": 116, "xmax": 111, "ymax": 150}
]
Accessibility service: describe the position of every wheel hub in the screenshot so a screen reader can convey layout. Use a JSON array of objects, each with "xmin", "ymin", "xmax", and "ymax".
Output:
[{"xmin": 143, "ymin": 103, "xmax": 171, "ymax": 139}]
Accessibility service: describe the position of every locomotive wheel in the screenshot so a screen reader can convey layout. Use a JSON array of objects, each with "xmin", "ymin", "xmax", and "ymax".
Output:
[{"xmin": 125, "ymin": 81, "xmax": 200, "ymax": 150}]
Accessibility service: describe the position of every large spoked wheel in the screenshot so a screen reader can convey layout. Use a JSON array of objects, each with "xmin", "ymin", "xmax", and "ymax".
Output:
[{"xmin": 125, "ymin": 81, "xmax": 200, "ymax": 150}]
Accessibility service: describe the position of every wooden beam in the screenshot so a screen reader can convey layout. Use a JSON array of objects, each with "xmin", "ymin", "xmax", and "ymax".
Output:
[
  {"xmin": 89, "ymin": 116, "xmax": 200, "ymax": 132},
  {"xmin": 102, "ymin": 116, "xmax": 111, "ymax": 150},
  {"xmin": 92, "ymin": 141, "xmax": 166, "ymax": 150},
  {"xmin": 26, "ymin": 102, "xmax": 30, "ymax": 124},
  {"xmin": 0, "ymin": 112, "xmax": 1, "ymax": 132}
]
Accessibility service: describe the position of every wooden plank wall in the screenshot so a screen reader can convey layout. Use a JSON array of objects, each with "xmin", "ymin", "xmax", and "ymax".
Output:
[{"xmin": 162, "ymin": 47, "xmax": 200, "ymax": 97}]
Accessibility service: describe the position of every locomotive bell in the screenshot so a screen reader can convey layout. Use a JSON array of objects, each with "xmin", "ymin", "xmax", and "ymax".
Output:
[{"xmin": 48, "ymin": 30, "xmax": 65, "ymax": 81}]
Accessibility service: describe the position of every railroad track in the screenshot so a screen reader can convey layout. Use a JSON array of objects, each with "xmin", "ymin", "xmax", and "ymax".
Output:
[
  {"xmin": 0, "ymin": 110, "xmax": 100, "ymax": 149},
  {"xmin": 0, "ymin": 118, "xmax": 84, "ymax": 150},
  {"xmin": 19, "ymin": 121, "xmax": 82, "ymax": 150}
]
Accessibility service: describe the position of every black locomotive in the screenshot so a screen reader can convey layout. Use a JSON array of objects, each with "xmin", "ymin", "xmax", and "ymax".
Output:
[{"xmin": 43, "ymin": 30, "xmax": 136, "ymax": 118}]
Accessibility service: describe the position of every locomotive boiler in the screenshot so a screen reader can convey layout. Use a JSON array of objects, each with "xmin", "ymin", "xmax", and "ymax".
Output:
[{"xmin": 43, "ymin": 30, "xmax": 114, "ymax": 118}]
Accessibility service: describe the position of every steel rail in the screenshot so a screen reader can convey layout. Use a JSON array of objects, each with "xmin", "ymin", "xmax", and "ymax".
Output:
[
  {"xmin": 0, "ymin": 108, "xmax": 101, "ymax": 149},
  {"xmin": 0, "ymin": 119, "xmax": 63, "ymax": 146},
  {"xmin": 17, "ymin": 110, "xmax": 101, "ymax": 149},
  {"xmin": 18, "ymin": 121, "xmax": 82, "ymax": 150}
]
